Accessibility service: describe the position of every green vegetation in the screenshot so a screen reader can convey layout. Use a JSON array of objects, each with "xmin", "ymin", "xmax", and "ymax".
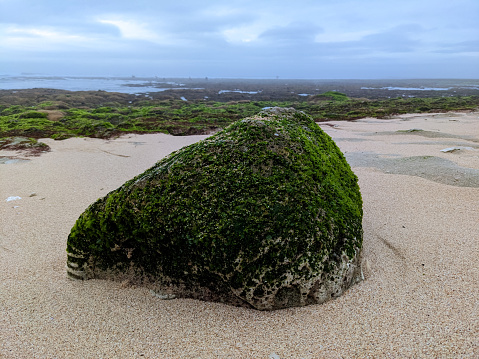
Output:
[
  {"xmin": 66, "ymin": 109, "xmax": 362, "ymax": 310},
  {"xmin": 1, "ymin": 93, "xmax": 478, "ymax": 141}
]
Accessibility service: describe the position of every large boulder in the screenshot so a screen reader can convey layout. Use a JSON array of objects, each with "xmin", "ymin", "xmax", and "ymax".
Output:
[{"xmin": 66, "ymin": 108, "xmax": 363, "ymax": 310}]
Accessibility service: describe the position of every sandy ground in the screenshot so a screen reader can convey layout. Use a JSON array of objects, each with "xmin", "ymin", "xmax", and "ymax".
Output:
[{"xmin": 1, "ymin": 112, "xmax": 478, "ymax": 358}]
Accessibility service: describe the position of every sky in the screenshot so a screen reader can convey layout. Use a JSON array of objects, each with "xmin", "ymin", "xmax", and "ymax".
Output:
[{"xmin": 1, "ymin": 0, "xmax": 478, "ymax": 79}]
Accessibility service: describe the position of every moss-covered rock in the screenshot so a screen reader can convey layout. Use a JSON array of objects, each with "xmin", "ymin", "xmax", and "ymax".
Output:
[{"xmin": 66, "ymin": 108, "xmax": 363, "ymax": 310}]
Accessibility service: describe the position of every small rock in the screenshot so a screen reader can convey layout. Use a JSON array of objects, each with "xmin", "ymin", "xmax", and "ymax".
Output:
[
  {"xmin": 365, "ymin": 259, "xmax": 371, "ymax": 272},
  {"xmin": 396, "ymin": 128, "xmax": 423, "ymax": 133},
  {"xmin": 150, "ymin": 289, "xmax": 176, "ymax": 300},
  {"xmin": 29, "ymin": 192, "xmax": 37, "ymax": 197},
  {"xmin": 6, "ymin": 196, "xmax": 21, "ymax": 202},
  {"xmin": 119, "ymin": 279, "xmax": 131, "ymax": 288}
]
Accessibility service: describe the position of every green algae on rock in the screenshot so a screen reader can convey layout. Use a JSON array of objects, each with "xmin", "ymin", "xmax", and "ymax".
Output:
[{"xmin": 66, "ymin": 108, "xmax": 363, "ymax": 310}]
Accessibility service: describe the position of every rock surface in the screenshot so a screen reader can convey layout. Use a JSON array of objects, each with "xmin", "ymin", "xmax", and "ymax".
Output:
[{"xmin": 66, "ymin": 108, "xmax": 363, "ymax": 310}]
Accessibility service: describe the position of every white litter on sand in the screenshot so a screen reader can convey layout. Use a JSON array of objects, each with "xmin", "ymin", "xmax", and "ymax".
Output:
[{"xmin": 440, "ymin": 146, "xmax": 474, "ymax": 153}]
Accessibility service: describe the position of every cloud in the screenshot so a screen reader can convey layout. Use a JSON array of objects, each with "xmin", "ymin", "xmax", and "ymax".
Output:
[
  {"xmin": 97, "ymin": 19, "xmax": 161, "ymax": 42},
  {"xmin": 222, "ymin": 26, "xmax": 261, "ymax": 44},
  {"xmin": 259, "ymin": 22, "xmax": 324, "ymax": 45},
  {"xmin": 307, "ymin": 24, "xmax": 427, "ymax": 59},
  {"xmin": 314, "ymin": 30, "xmax": 375, "ymax": 44},
  {"xmin": 0, "ymin": 0, "xmax": 478, "ymax": 78},
  {"xmin": 434, "ymin": 40, "xmax": 479, "ymax": 53},
  {"xmin": 2, "ymin": 25, "xmax": 90, "ymax": 51},
  {"xmin": 358, "ymin": 25, "xmax": 424, "ymax": 53},
  {"xmin": 7, "ymin": 27, "xmax": 79, "ymax": 40}
]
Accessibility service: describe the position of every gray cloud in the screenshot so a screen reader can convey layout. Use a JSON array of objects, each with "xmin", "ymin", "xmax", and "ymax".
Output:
[
  {"xmin": 259, "ymin": 22, "xmax": 324, "ymax": 44},
  {"xmin": 434, "ymin": 40, "xmax": 479, "ymax": 53},
  {"xmin": 358, "ymin": 24, "xmax": 424, "ymax": 53},
  {"xmin": 1, "ymin": 0, "xmax": 478, "ymax": 78}
]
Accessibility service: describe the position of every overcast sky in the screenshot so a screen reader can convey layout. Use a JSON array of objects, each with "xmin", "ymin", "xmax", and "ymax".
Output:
[{"xmin": 1, "ymin": 0, "xmax": 478, "ymax": 78}]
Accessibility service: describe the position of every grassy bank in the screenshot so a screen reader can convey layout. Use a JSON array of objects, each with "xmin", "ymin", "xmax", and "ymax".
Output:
[{"xmin": 1, "ymin": 93, "xmax": 478, "ymax": 147}]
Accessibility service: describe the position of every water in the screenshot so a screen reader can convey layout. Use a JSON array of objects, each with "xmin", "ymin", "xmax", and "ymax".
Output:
[
  {"xmin": 0, "ymin": 75, "xmax": 199, "ymax": 94},
  {"xmin": 218, "ymin": 89, "xmax": 262, "ymax": 95},
  {"xmin": 2, "ymin": 76, "xmax": 478, "ymax": 95},
  {"xmin": 0, "ymin": 157, "xmax": 29, "ymax": 165},
  {"xmin": 361, "ymin": 86, "xmax": 479, "ymax": 91}
]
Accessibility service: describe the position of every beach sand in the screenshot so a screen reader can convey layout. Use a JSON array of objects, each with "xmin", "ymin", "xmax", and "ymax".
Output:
[{"xmin": 1, "ymin": 112, "xmax": 478, "ymax": 358}]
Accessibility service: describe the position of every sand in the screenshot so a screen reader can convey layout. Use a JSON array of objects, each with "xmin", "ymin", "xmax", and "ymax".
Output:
[{"xmin": 1, "ymin": 112, "xmax": 478, "ymax": 358}]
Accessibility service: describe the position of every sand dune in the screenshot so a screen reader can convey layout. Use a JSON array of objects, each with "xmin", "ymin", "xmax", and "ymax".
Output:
[{"xmin": 1, "ymin": 112, "xmax": 478, "ymax": 358}]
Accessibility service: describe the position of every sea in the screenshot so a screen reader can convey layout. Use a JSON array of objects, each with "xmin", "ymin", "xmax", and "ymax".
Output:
[
  {"xmin": 2, "ymin": 75, "xmax": 479, "ymax": 94},
  {"xmin": 0, "ymin": 75, "xmax": 193, "ymax": 94}
]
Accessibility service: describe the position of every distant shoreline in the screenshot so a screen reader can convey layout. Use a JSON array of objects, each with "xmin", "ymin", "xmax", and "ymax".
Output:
[{"xmin": 1, "ymin": 76, "xmax": 478, "ymax": 98}]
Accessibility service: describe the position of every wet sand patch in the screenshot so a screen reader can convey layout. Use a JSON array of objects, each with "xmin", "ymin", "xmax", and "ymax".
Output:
[
  {"xmin": 366, "ymin": 129, "xmax": 479, "ymax": 142},
  {"xmin": 345, "ymin": 152, "xmax": 479, "ymax": 187},
  {"xmin": 0, "ymin": 156, "xmax": 30, "ymax": 164}
]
